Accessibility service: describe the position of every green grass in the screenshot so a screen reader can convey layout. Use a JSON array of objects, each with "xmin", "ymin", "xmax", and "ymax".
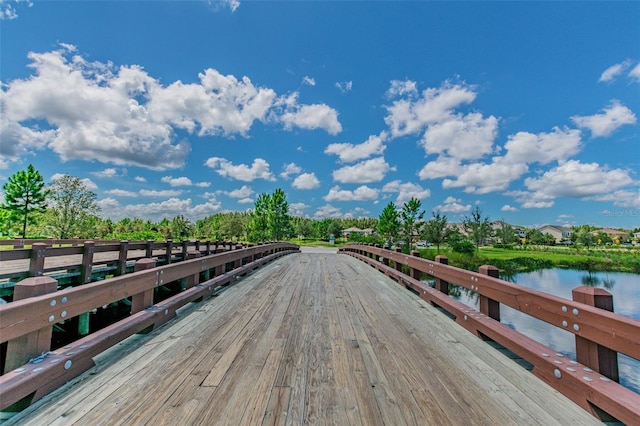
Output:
[{"xmin": 416, "ymin": 246, "xmax": 640, "ymax": 274}]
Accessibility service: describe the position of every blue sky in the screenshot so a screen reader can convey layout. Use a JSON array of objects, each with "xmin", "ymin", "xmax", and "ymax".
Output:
[{"xmin": 1, "ymin": 1, "xmax": 639, "ymax": 229}]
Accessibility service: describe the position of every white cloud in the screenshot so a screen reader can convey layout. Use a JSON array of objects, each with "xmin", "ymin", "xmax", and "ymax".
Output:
[
  {"xmin": 332, "ymin": 157, "xmax": 395, "ymax": 184},
  {"xmin": 381, "ymin": 180, "xmax": 431, "ymax": 203},
  {"xmin": 313, "ymin": 204, "xmax": 345, "ymax": 219},
  {"xmin": 161, "ymin": 175, "xmax": 210, "ymax": 187},
  {"xmin": 434, "ymin": 196, "xmax": 471, "ymax": 213},
  {"xmin": 442, "ymin": 159, "xmax": 529, "ymax": 194},
  {"xmin": 324, "ymin": 132, "xmax": 387, "ymax": 163},
  {"xmin": 524, "ymin": 160, "xmax": 635, "ymax": 200},
  {"xmin": 278, "ymin": 93, "xmax": 342, "ymax": 135},
  {"xmin": 505, "ymin": 190, "xmax": 556, "ymax": 209},
  {"xmin": 221, "ymin": 185, "xmax": 254, "ymax": 198},
  {"xmin": 97, "ymin": 197, "xmax": 221, "ymax": 221},
  {"xmin": 386, "ymin": 79, "xmax": 418, "ymax": 99},
  {"xmin": 571, "ymin": 100, "xmax": 637, "ymax": 138},
  {"xmin": 0, "ymin": 0, "xmax": 31, "ymax": 20},
  {"xmin": 384, "ymin": 81, "xmax": 477, "ymax": 138},
  {"xmin": 501, "ymin": 205, "xmax": 518, "ymax": 212},
  {"xmin": 139, "ymin": 189, "xmax": 183, "ymax": 197},
  {"xmin": 599, "ymin": 60, "xmax": 632, "ymax": 83},
  {"xmin": 293, "ymin": 172, "xmax": 320, "ymax": 190},
  {"xmin": 280, "ymin": 162, "xmax": 302, "ymax": 179},
  {"xmin": 289, "ymin": 202, "xmax": 310, "ymax": 217},
  {"xmin": 0, "ymin": 46, "xmax": 343, "ymax": 170},
  {"xmin": 237, "ymin": 197, "xmax": 253, "ymax": 204},
  {"xmin": 205, "ymin": 157, "xmax": 275, "ymax": 182},
  {"xmin": 592, "ymin": 189, "xmax": 640, "ymax": 209},
  {"xmin": 420, "ymin": 113, "xmax": 498, "ymax": 160},
  {"xmin": 335, "ymin": 81, "xmax": 353, "ymax": 94},
  {"xmin": 629, "ymin": 63, "xmax": 640, "ymax": 82},
  {"xmin": 418, "ymin": 156, "xmax": 463, "ymax": 180},
  {"xmin": 324, "ymin": 185, "xmax": 379, "ymax": 202},
  {"xmin": 302, "ymin": 76, "xmax": 316, "ymax": 86},
  {"xmin": 92, "ymin": 168, "xmax": 120, "ymax": 178},
  {"xmin": 503, "ymin": 127, "xmax": 582, "ymax": 165},
  {"xmin": 105, "ymin": 189, "xmax": 138, "ymax": 197},
  {"xmin": 134, "ymin": 176, "xmax": 147, "ymax": 182}
]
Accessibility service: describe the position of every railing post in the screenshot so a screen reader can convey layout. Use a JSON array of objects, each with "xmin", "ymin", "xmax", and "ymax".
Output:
[
  {"xmin": 28, "ymin": 243, "xmax": 47, "ymax": 277},
  {"xmin": 434, "ymin": 255, "xmax": 449, "ymax": 295},
  {"xmin": 394, "ymin": 247, "xmax": 403, "ymax": 272},
  {"xmin": 165, "ymin": 239, "xmax": 173, "ymax": 265},
  {"xmin": 80, "ymin": 241, "xmax": 95, "ymax": 284},
  {"xmin": 478, "ymin": 265, "xmax": 500, "ymax": 322},
  {"xmin": 410, "ymin": 250, "xmax": 421, "ymax": 281},
  {"xmin": 182, "ymin": 251, "xmax": 200, "ymax": 290},
  {"xmin": 131, "ymin": 259, "xmax": 155, "ymax": 314},
  {"xmin": 572, "ymin": 286, "xmax": 619, "ymax": 382},
  {"xmin": 3, "ymin": 277, "xmax": 58, "ymax": 374},
  {"xmin": 145, "ymin": 240, "xmax": 154, "ymax": 258},
  {"xmin": 116, "ymin": 240, "xmax": 129, "ymax": 276},
  {"xmin": 181, "ymin": 240, "xmax": 189, "ymax": 261}
]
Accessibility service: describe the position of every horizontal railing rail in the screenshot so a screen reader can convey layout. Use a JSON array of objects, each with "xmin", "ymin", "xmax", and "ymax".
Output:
[
  {"xmin": 0, "ymin": 239, "xmax": 262, "ymax": 294},
  {"xmin": 0, "ymin": 242, "xmax": 299, "ymax": 412},
  {"xmin": 339, "ymin": 243, "xmax": 640, "ymax": 424}
]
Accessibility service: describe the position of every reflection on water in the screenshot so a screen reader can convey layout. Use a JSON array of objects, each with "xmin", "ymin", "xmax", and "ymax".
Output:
[{"xmin": 445, "ymin": 269, "xmax": 640, "ymax": 394}]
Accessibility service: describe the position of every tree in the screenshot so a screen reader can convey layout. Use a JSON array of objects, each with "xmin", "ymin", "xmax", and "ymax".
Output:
[
  {"xmin": 268, "ymin": 188, "xmax": 290, "ymax": 241},
  {"xmin": 462, "ymin": 206, "xmax": 492, "ymax": 248},
  {"xmin": 294, "ymin": 220, "xmax": 314, "ymax": 239},
  {"xmin": 170, "ymin": 214, "xmax": 193, "ymax": 240},
  {"xmin": 248, "ymin": 192, "xmax": 271, "ymax": 242},
  {"xmin": 377, "ymin": 202, "xmax": 400, "ymax": 245},
  {"xmin": 495, "ymin": 220, "xmax": 517, "ymax": 246},
  {"xmin": 2, "ymin": 164, "xmax": 49, "ymax": 238},
  {"xmin": 47, "ymin": 174, "xmax": 100, "ymax": 239},
  {"xmin": 422, "ymin": 210, "xmax": 449, "ymax": 251},
  {"xmin": 400, "ymin": 198, "xmax": 425, "ymax": 251}
]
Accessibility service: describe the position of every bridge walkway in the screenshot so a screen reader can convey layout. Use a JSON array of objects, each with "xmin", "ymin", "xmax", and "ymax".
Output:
[{"xmin": 7, "ymin": 250, "xmax": 600, "ymax": 425}]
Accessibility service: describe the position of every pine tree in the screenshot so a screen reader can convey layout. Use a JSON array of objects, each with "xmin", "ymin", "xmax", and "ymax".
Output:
[
  {"xmin": 377, "ymin": 202, "xmax": 400, "ymax": 245},
  {"xmin": 2, "ymin": 164, "xmax": 48, "ymax": 238}
]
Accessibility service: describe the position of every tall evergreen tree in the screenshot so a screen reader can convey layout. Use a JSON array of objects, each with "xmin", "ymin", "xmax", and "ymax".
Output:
[
  {"xmin": 377, "ymin": 201, "xmax": 400, "ymax": 245},
  {"xmin": 2, "ymin": 164, "xmax": 48, "ymax": 238},
  {"xmin": 268, "ymin": 188, "xmax": 290, "ymax": 240}
]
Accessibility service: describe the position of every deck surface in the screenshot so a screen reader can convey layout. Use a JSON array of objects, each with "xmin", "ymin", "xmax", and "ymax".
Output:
[{"xmin": 7, "ymin": 250, "xmax": 601, "ymax": 425}]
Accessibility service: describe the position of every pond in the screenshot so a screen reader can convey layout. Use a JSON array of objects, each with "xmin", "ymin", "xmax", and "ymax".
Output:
[{"xmin": 447, "ymin": 268, "xmax": 640, "ymax": 394}]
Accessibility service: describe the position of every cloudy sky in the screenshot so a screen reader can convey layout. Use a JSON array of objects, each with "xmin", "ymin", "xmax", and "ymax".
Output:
[{"xmin": 1, "ymin": 1, "xmax": 639, "ymax": 228}]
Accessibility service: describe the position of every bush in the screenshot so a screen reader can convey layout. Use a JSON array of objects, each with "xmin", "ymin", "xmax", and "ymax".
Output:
[{"xmin": 451, "ymin": 239, "xmax": 475, "ymax": 255}]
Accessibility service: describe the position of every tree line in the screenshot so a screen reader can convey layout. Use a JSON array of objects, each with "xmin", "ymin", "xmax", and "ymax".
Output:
[{"xmin": 3, "ymin": 165, "xmax": 636, "ymax": 248}]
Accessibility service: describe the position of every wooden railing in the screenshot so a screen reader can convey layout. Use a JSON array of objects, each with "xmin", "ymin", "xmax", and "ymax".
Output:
[
  {"xmin": 0, "ymin": 242, "xmax": 299, "ymax": 412},
  {"xmin": 0, "ymin": 239, "xmax": 259, "ymax": 296},
  {"xmin": 339, "ymin": 243, "xmax": 640, "ymax": 424}
]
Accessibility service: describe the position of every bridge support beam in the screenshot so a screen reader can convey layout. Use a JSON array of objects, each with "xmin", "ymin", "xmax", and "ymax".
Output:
[{"xmin": 572, "ymin": 286, "xmax": 619, "ymax": 382}]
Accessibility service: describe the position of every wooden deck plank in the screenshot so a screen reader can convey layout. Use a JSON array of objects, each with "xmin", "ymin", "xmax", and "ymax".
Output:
[{"xmin": 5, "ymin": 251, "xmax": 603, "ymax": 426}]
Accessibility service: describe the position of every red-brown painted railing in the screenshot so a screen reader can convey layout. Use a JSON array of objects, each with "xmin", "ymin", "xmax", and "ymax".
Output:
[
  {"xmin": 339, "ymin": 243, "xmax": 640, "ymax": 424},
  {"xmin": 0, "ymin": 242, "xmax": 299, "ymax": 412},
  {"xmin": 0, "ymin": 239, "xmax": 253, "ymax": 288}
]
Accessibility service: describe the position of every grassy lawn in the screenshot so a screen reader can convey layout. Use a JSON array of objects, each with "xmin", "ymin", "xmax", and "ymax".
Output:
[{"xmin": 416, "ymin": 245, "xmax": 640, "ymax": 274}]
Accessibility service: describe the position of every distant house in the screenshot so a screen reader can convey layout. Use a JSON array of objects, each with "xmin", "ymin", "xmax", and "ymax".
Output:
[
  {"xmin": 342, "ymin": 227, "xmax": 375, "ymax": 238},
  {"xmin": 538, "ymin": 225, "xmax": 570, "ymax": 243},
  {"xmin": 591, "ymin": 228, "xmax": 629, "ymax": 242}
]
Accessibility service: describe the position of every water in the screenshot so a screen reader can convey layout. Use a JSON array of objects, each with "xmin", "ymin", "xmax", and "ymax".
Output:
[{"xmin": 448, "ymin": 268, "xmax": 640, "ymax": 394}]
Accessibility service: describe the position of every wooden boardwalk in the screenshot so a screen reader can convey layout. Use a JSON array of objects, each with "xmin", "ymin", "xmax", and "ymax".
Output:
[{"xmin": 7, "ymin": 251, "xmax": 601, "ymax": 425}]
